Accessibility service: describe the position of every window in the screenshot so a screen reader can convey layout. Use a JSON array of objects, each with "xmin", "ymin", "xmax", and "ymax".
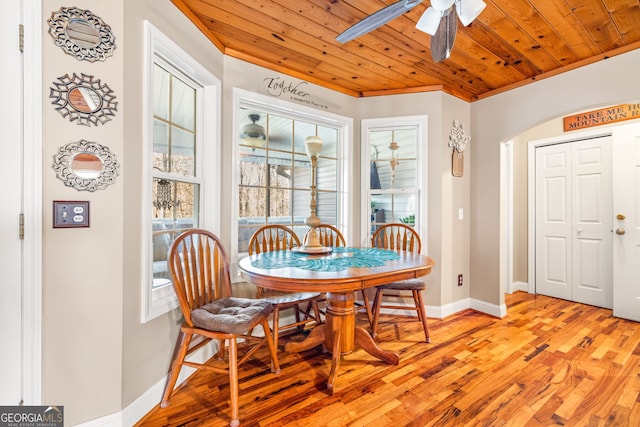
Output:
[
  {"xmin": 361, "ymin": 116, "xmax": 427, "ymax": 243},
  {"xmin": 232, "ymin": 90, "xmax": 352, "ymax": 273},
  {"xmin": 142, "ymin": 21, "xmax": 220, "ymax": 322}
]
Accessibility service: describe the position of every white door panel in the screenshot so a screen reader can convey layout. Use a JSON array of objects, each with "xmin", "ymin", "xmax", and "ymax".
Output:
[
  {"xmin": 535, "ymin": 137, "xmax": 612, "ymax": 308},
  {"xmin": 572, "ymin": 139, "xmax": 612, "ymax": 308},
  {"xmin": 612, "ymin": 124, "xmax": 640, "ymax": 321},
  {"xmin": 536, "ymin": 144, "xmax": 572, "ymax": 300}
]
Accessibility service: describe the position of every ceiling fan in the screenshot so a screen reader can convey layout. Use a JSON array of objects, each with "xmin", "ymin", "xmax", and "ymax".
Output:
[{"xmin": 336, "ymin": 0, "xmax": 486, "ymax": 63}]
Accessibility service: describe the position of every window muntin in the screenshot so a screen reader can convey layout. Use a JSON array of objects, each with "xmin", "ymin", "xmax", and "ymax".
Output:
[{"xmin": 237, "ymin": 106, "xmax": 340, "ymax": 253}]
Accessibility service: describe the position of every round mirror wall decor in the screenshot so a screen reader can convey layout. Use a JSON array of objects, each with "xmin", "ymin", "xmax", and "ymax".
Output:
[
  {"xmin": 47, "ymin": 6, "xmax": 116, "ymax": 62},
  {"xmin": 53, "ymin": 140, "xmax": 120, "ymax": 192},
  {"xmin": 50, "ymin": 73, "xmax": 118, "ymax": 126}
]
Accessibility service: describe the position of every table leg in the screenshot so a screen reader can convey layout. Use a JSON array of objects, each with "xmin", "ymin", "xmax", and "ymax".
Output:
[
  {"xmin": 284, "ymin": 324, "xmax": 325, "ymax": 353},
  {"xmin": 354, "ymin": 327, "xmax": 399, "ymax": 364},
  {"xmin": 284, "ymin": 291, "xmax": 399, "ymax": 394}
]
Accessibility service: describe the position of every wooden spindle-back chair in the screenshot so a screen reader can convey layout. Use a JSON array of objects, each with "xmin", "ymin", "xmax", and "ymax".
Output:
[
  {"xmin": 370, "ymin": 223, "xmax": 430, "ymax": 342},
  {"xmin": 247, "ymin": 225, "xmax": 322, "ymax": 350},
  {"xmin": 161, "ymin": 229, "xmax": 280, "ymax": 427}
]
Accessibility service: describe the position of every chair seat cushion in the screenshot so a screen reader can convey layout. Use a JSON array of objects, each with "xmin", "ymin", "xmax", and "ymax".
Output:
[
  {"xmin": 378, "ymin": 279, "xmax": 426, "ymax": 291},
  {"xmin": 262, "ymin": 292, "xmax": 321, "ymax": 306},
  {"xmin": 191, "ymin": 297, "xmax": 273, "ymax": 335}
]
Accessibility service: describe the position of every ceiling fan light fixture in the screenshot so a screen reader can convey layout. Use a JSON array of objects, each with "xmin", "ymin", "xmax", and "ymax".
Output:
[
  {"xmin": 455, "ymin": 0, "xmax": 486, "ymax": 26},
  {"xmin": 416, "ymin": 7, "xmax": 442, "ymax": 36},
  {"xmin": 240, "ymin": 113, "xmax": 266, "ymax": 148},
  {"xmin": 430, "ymin": 0, "xmax": 455, "ymax": 11}
]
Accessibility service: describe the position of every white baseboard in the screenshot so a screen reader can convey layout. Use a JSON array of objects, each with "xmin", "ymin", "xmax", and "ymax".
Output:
[
  {"xmin": 379, "ymin": 297, "xmax": 506, "ymax": 320},
  {"xmin": 508, "ymin": 281, "xmax": 529, "ymax": 293}
]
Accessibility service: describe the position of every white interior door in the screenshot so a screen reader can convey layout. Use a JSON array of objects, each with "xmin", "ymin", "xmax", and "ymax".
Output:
[
  {"xmin": 0, "ymin": 0, "xmax": 24, "ymax": 404},
  {"xmin": 536, "ymin": 143, "xmax": 572, "ymax": 300},
  {"xmin": 571, "ymin": 138, "xmax": 612, "ymax": 308},
  {"xmin": 535, "ymin": 137, "xmax": 612, "ymax": 308},
  {"xmin": 612, "ymin": 123, "xmax": 640, "ymax": 321}
]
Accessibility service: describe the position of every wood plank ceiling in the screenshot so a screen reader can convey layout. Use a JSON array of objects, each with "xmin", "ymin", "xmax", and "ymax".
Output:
[{"xmin": 172, "ymin": 0, "xmax": 640, "ymax": 102}]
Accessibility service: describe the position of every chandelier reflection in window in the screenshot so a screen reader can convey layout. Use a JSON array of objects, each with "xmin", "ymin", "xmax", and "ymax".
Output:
[
  {"xmin": 153, "ymin": 177, "xmax": 173, "ymax": 211},
  {"xmin": 389, "ymin": 132, "xmax": 399, "ymax": 188}
]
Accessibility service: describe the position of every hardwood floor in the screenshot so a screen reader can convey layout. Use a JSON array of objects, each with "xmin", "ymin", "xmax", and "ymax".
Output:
[{"xmin": 135, "ymin": 292, "xmax": 640, "ymax": 426}]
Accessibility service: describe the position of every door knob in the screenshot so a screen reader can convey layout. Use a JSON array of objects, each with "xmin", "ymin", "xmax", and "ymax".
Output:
[{"xmin": 616, "ymin": 228, "xmax": 626, "ymax": 235}]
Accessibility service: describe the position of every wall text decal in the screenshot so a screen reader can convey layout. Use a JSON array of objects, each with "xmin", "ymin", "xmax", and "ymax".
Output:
[{"xmin": 264, "ymin": 77, "xmax": 328, "ymax": 110}]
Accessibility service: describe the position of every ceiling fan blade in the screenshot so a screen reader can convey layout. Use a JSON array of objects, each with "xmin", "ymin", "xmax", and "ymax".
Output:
[
  {"xmin": 430, "ymin": 7, "xmax": 457, "ymax": 62},
  {"xmin": 336, "ymin": 0, "xmax": 423, "ymax": 43}
]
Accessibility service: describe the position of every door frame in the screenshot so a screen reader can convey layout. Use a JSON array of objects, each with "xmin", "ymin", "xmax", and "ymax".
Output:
[
  {"xmin": 22, "ymin": 0, "xmax": 43, "ymax": 404},
  {"xmin": 527, "ymin": 127, "xmax": 612, "ymax": 297}
]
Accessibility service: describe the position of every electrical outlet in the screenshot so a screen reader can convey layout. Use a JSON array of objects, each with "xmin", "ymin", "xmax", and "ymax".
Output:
[
  {"xmin": 458, "ymin": 274, "xmax": 463, "ymax": 286},
  {"xmin": 53, "ymin": 200, "xmax": 90, "ymax": 228}
]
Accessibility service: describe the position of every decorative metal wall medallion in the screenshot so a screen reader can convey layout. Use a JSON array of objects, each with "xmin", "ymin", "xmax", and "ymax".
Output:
[
  {"xmin": 50, "ymin": 73, "xmax": 118, "ymax": 126},
  {"xmin": 47, "ymin": 6, "xmax": 116, "ymax": 62},
  {"xmin": 53, "ymin": 140, "xmax": 120, "ymax": 192}
]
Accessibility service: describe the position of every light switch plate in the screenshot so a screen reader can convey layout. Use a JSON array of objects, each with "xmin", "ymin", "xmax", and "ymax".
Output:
[{"xmin": 53, "ymin": 201, "xmax": 90, "ymax": 228}]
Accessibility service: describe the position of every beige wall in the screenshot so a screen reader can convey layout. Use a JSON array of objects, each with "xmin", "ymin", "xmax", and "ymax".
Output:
[
  {"xmin": 470, "ymin": 48, "xmax": 640, "ymax": 306},
  {"xmin": 43, "ymin": 0, "xmax": 124, "ymax": 423}
]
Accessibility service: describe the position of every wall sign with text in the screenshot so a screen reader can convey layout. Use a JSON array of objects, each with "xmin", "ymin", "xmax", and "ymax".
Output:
[{"xmin": 563, "ymin": 104, "xmax": 640, "ymax": 132}]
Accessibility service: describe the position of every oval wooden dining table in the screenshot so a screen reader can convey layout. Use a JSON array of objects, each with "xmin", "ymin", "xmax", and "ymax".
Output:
[{"xmin": 238, "ymin": 247, "xmax": 435, "ymax": 394}]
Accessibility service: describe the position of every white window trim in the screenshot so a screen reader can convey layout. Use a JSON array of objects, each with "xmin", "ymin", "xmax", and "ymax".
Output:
[
  {"xmin": 360, "ymin": 116, "xmax": 429, "ymax": 249},
  {"xmin": 230, "ymin": 88, "xmax": 353, "ymax": 280},
  {"xmin": 141, "ymin": 21, "xmax": 221, "ymax": 323}
]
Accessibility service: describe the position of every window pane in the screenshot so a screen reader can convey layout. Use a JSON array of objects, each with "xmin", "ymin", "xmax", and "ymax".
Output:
[
  {"xmin": 238, "ymin": 224, "xmax": 262, "ymax": 253},
  {"xmin": 175, "ymin": 181, "xmax": 199, "ymax": 222},
  {"xmin": 154, "ymin": 64, "xmax": 170, "ymax": 120},
  {"xmin": 292, "ymin": 187, "xmax": 311, "ymax": 213},
  {"xmin": 268, "ymin": 114, "xmax": 292, "ymax": 150},
  {"xmin": 317, "ymin": 191, "xmax": 337, "ymax": 224},
  {"xmin": 151, "ymin": 180, "xmax": 199, "ymax": 288},
  {"xmin": 293, "ymin": 152, "xmax": 311, "ymax": 190},
  {"xmin": 294, "ymin": 120, "xmax": 316, "ymax": 154},
  {"xmin": 394, "ymin": 158, "xmax": 417, "ymax": 190},
  {"xmin": 171, "ymin": 76, "xmax": 195, "ymax": 131},
  {"xmin": 317, "ymin": 126, "xmax": 338, "ymax": 158},
  {"xmin": 269, "ymin": 163, "xmax": 292, "ymax": 189},
  {"xmin": 269, "ymin": 188, "xmax": 292, "ymax": 218},
  {"xmin": 171, "ymin": 126, "xmax": 195, "ymax": 176},
  {"xmin": 153, "ymin": 119, "xmax": 169, "ymax": 172},
  {"xmin": 239, "ymin": 186, "xmax": 266, "ymax": 219},
  {"xmin": 239, "ymin": 156, "xmax": 267, "ymax": 186},
  {"xmin": 152, "ymin": 177, "xmax": 175, "ymax": 217},
  {"xmin": 317, "ymin": 157, "xmax": 336, "ymax": 191}
]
